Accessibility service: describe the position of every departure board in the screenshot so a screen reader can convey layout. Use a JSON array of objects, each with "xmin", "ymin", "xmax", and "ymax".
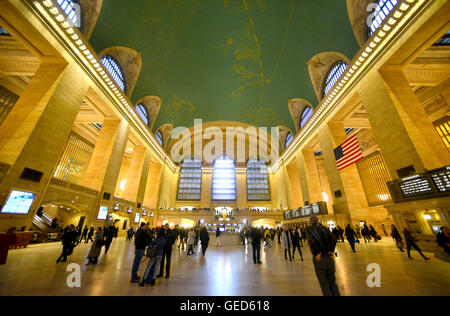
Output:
[
  {"xmin": 399, "ymin": 175, "xmax": 433, "ymax": 198},
  {"xmin": 430, "ymin": 166, "xmax": 450, "ymax": 193},
  {"xmin": 284, "ymin": 202, "xmax": 328, "ymax": 220}
]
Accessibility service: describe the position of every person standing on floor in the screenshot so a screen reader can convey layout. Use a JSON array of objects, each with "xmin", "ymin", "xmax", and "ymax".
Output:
[
  {"xmin": 157, "ymin": 223, "xmax": 176, "ymax": 279},
  {"xmin": 281, "ymin": 227, "xmax": 293, "ymax": 261},
  {"xmin": 251, "ymin": 227, "xmax": 262, "ymax": 264},
  {"xmin": 215, "ymin": 227, "xmax": 222, "ymax": 247},
  {"xmin": 403, "ymin": 227, "xmax": 430, "ymax": 261},
  {"xmin": 276, "ymin": 228, "xmax": 282, "ymax": 244},
  {"xmin": 130, "ymin": 223, "xmax": 151, "ymax": 283},
  {"xmin": 391, "ymin": 225, "xmax": 404, "ymax": 252},
  {"xmin": 263, "ymin": 229, "xmax": 272, "ymax": 248},
  {"xmin": 86, "ymin": 227, "xmax": 104, "ymax": 265},
  {"xmin": 337, "ymin": 226, "xmax": 345, "ymax": 243},
  {"xmin": 355, "ymin": 225, "xmax": 361, "ymax": 239},
  {"xmin": 187, "ymin": 229, "xmax": 196, "ymax": 255},
  {"xmin": 81, "ymin": 225, "xmax": 88, "ymax": 243},
  {"xmin": 56, "ymin": 224, "xmax": 77, "ymax": 263},
  {"xmin": 306, "ymin": 215, "xmax": 340, "ymax": 296},
  {"xmin": 126, "ymin": 227, "xmax": 134, "ymax": 241},
  {"xmin": 344, "ymin": 224, "xmax": 357, "ymax": 253},
  {"xmin": 200, "ymin": 226, "xmax": 210, "ymax": 256},
  {"xmin": 139, "ymin": 230, "xmax": 167, "ymax": 287},
  {"xmin": 292, "ymin": 229, "xmax": 304, "ymax": 261},
  {"xmin": 87, "ymin": 226, "xmax": 95, "ymax": 243},
  {"xmin": 0, "ymin": 227, "xmax": 17, "ymax": 265}
]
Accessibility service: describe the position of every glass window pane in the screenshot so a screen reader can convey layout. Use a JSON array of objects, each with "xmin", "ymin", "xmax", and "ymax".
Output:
[
  {"xmin": 368, "ymin": 0, "xmax": 399, "ymax": 37},
  {"xmin": 247, "ymin": 159, "xmax": 270, "ymax": 201},
  {"xmin": 136, "ymin": 104, "xmax": 149, "ymax": 126},
  {"xmin": 300, "ymin": 107, "xmax": 313, "ymax": 128},
  {"xmin": 212, "ymin": 157, "xmax": 236, "ymax": 201},
  {"xmin": 285, "ymin": 133, "xmax": 294, "ymax": 149},
  {"xmin": 324, "ymin": 61, "xmax": 348, "ymax": 97},
  {"xmin": 177, "ymin": 158, "xmax": 202, "ymax": 201},
  {"xmin": 100, "ymin": 55, "xmax": 127, "ymax": 93}
]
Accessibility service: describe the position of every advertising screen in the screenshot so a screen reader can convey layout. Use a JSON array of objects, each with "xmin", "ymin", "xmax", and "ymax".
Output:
[
  {"xmin": 134, "ymin": 213, "xmax": 141, "ymax": 223},
  {"xmin": 97, "ymin": 206, "xmax": 109, "ymax": 220},
  {"xmin": 1, "ymin": 190, "xmax": 36, "ymax": 215}
]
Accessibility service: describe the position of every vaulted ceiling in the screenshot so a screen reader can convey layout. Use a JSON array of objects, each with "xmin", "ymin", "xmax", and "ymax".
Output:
[{"xmin": 90, "ymin": 0, "xmax": 359, "ymax": 132}]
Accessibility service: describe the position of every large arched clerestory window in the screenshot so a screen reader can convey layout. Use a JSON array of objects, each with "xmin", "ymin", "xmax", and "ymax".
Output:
[
  {"xmin": 247, "ymin": 158, "xmax": 270, "ymax": 201},
  {"xmin": 323, "ymin": 61, "xmax": 348, "ymax": 97},
  {"xmin": 136, "ymin": 104, "xmax": 149, "ymax": 126},
  {"xmin": 367, "ymin": 0, "xmax": 399, "ymax": 39},
  {"xmin": 155, "ymin": 130, "xmax": 163, "ymax": 147},
  {"xmin": 285, "ymin": 132, "xmax": 294, "ymax": 149},
  {"xmin": 177, "ymin": 158, "xmax": 202, "ymax": 201},
  {"xmin": 300, "ymin": 106, "xmax": 313, "ymax": 129},
  {"xmin": 56, "ymin": 0, "xmax": 83, "ymax": 30},
  {"xmin": 212, "ymin": 157, "xmax": 236, "ymax": 201},
  {"xmin": 101, "ymin": 55, "xmax": 127, "ymax": 94}
]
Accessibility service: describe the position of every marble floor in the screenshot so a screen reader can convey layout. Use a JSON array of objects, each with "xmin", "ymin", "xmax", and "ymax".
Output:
[{"xmin": 0, "ymin": 237, "xmax": 448, "ymax": 296}]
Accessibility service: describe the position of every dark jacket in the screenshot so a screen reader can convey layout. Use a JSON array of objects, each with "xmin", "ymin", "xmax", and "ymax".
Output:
[
  {"xmin": 62, "ymin": 229, "xmax": 77, "ymax": 247},
  {"xmin": 306, "ymin": 224, "xmax": 337, "ymax": 257},
  {"xmin": 135, "ymin": 228, "xmax": 151, "ymax": 250},
  {"xmin": 200, "ymin": 229, "xmax": 210, "ymax": 242},
  {"xmin": 403, "ymin": 229, "xmax": 416, "ymax": 245},
  {"xmin": 251, "ymin": 228, "xmax": 262, "ymax": 245},
  {"xmin": 344, "ymin": 227, "xmax": 356, "ymax": 241},
  {"xmin": 160, "ymin": 229, "xmax": 175, "ymax": 250},
  {"xmin": 292, "ymin": 231, "xmax": 301, "ymax": 246}
]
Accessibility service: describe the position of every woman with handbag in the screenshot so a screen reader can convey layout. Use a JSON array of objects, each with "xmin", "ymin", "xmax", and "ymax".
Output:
[
  {"xmin": 87, "ymin": 227, "xmax": 104, "ymax": 265},
  {"xmin": 140, "ymin": 230, "xmax": 166, "ymax": 287}
]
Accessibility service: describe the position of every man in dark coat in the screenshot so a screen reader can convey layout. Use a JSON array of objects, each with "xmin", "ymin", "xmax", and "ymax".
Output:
[
  {"xmin": 81, "ymin": 226, "xmax": 88, "ymax": 243},
  {"xmin": 200, "ymin": 226, "xmax": 210, "ymax": 256},
  {"xmin": 157, "ymin": 223, "xmax": 176, "ymax": 279},
  {"xmin": 344, "ymin": 224, "xmax": 357, "ymax": 252},
  {"xmin": 306, "ymin": 215, "xmax": 340, "ymax": 296},
  {"xmin": 87, "ymin": 226, "xmax": 95, "ymax": 243},
  {"xmin": 56, "ymin": 224, "xmax": 77, "ymax": 263},
  {"xmin": 131, "ymin": 222, "xmax": 151, "ymax": 283},
  {"xmin": 251, "ymin": 227, "xmax": 262, "ymax": 264},
  {"xmin": 403, "ymin": 227, "xmax": 430, "ymax": 261},
  {"xmin": 103, "ymin": 225, "xmax": 117, "ymax": 254}
]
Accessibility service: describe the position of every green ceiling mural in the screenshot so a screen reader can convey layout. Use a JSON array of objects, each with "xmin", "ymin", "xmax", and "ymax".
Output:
[{"xmin": 90, "ymin": 0, "xmax": 359, "ymax": 132}]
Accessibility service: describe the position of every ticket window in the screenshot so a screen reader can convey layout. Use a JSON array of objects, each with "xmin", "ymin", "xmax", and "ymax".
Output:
[{"xmin": 424, "ymin": 210, "xmax": 444, "ymax": 235}]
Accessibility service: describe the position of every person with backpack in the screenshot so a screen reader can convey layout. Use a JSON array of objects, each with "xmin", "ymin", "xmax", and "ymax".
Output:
[
  {"xmin": 139, "ymin": 230, "xmax": 167, "ymax": 287},
  {"xmin": 86, "ymin": 227, "xmax": 104, "ymax": 265},
  {"xmin": 130, "ymin": 223, "xmax": 151, "ymax": 283},
  {"xmin": 56, "ymin": 224, "xmax": 77, "ymax": 263}
]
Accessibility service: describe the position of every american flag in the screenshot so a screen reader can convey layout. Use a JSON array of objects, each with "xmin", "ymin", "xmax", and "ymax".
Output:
[{"xmin": 334, "ymin": 135, "xmax": 363, "ymax": 170}]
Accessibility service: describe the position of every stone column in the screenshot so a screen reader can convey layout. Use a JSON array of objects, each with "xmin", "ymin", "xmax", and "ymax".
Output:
[
  {"xmin": 318, "ymin": 121, "xmax": 369, "ymax": 224},
  {"xmin": 136, "ymin": 151, "xmax": 152, "ymax": 205},
  {"xmin": 296, "ymin": 149, "xmax": 322, "ymax": 204},
  {"xmin": 359, "ymin": 69, "xmax": 449, "ymax": 178},
  {"xmin": 122, "ymin": 145, "xmax": 147, "ymax": 202},
  {"xmin": 83, "ymin": 117, "xmax": 129, "ymax": 195},
  {"xmin": 0, "ymin": 64, "xmax": 89, "ymax": 231}
]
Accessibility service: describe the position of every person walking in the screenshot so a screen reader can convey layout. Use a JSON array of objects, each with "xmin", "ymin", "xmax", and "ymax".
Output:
[
  {"xmin": 157, "ymin": 223, "xmax": 175, "ymax": 279},
  {"xmin": 86, "ymin": 227, "xmax": 104, "ymax": 265},
  {"xmin": 281, "ymin": 227, "xmax": 293, "ymax": 261},
  {"xmin": 355, "ymin": 225, "xmax": 361, "ymax": 239},
  {"xmin": 56, "ymin": 224, "xmax": 77, "ymax": 263},
  {"xmin": 306, "ymin": 215, "xmax": 340, "ymax": 296},
  {"xmin": 215, "ymin": 227, "xmax": 222, "ymax": 247},
  {"xmin": 391, "ymin": 225, "xmax": 404, "ymax": 252},
  {"xmin": 0, "ymin": 227, "xmax": 17, "ymax": 265},
  {"xmin": 86, "ymin": 226, "xmax": 95, "ymax": 243},
  {"xmin": 403, "ymin": 227, "xmax": 430, "ymax": 261},
  {"xmin": 369, "ymin": 225, "xmax": 379, "ymax": 242},
  {"xmin": 292, "ymin": 229, "xmax": 304, "ymax": 261},
  {"xmin": 344, "ymin": 224, "xmax": 357, "ymax": 253},
  {"xmin": 103, "ymin": 225, "xmax": 117, "ymax": 254},
  {"xmin": 263, "ymin": 229, "xmax": 272, "ymax": 248},
  {"xmin": 200, "ymin": 226, "xmax": 210, "ymax": 256},
  {"xmin": 126, "ymin": 227, "xmax": 134, "ymax": 241},
  {"xmin": 187, "ymin": 229, "xmax": 196, "ymax": 255},
  {"xmin": 251, "ymin": 227, "xmax": 262, "ymax": 264},
  {"xmin": 337, "ymin": 226, "xmax": 345, "ymax": 243},
  {"xmin": 362, "ymin": 224, "xmax": 371, "ymax": 243},
  {"xmin": 130, "ymin": 223, "xmax": 151, "ymax": 283},
  {"xmin": 139, "ymin": 230, "xmax": 167, "ymax": 287},
  {"xmin": 276, "ymin": 228, "xmax": 282, "ymax": 244},
  {"xmin": 81, "ymin": 226, "xmax": 88, "ymax": 243}
]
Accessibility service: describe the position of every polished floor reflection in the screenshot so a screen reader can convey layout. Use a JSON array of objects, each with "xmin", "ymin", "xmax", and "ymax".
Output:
[{"xmin": 0, "ymin": 237, "xmax": 448, "ymax": 296}]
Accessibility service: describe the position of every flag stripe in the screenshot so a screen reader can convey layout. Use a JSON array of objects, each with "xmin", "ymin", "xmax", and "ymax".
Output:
[{"xmin": 334, "ymin": 135, "xmax": 363, "ymax": 170}]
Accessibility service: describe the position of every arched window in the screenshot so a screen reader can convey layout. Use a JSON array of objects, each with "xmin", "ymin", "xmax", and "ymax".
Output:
[
  {"xmin": 155, "ymin": 130, "xmax": 163, "ymax": 147},
  {"xmin": 367, "ymin": 0, "xmax": 399, "ymax": 38},
  {"xmin": 136, "ymin": 104, "xmax": 149, "ymax": 126},
  {"xmin": 177, "ymin": 158, "xmax": 202, "ymax": 201},
  {"xmin": 247, "ymin": 159, "xmax": 270, "ymax": 201},
  {"xmin": 285, "ymin": 133, "xmax": 294, "ymax": 149},
  {"xmin": 212, "ymin": 157, "xmax": 236, "ymax": 201},
  {"xmin": 56, "ymin": 0, "xmax": 81, "ymax": 28},
  {"xmin": 101, "ymin": 55, "xmax": 127, "ymax": 93},
  {"xmin": 323, "ymin": 61, "xmax": 348, "ymax": 97},
  {"xmin": 300, "ymin": 107, "xmax": 313, "ymax": 129}
]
